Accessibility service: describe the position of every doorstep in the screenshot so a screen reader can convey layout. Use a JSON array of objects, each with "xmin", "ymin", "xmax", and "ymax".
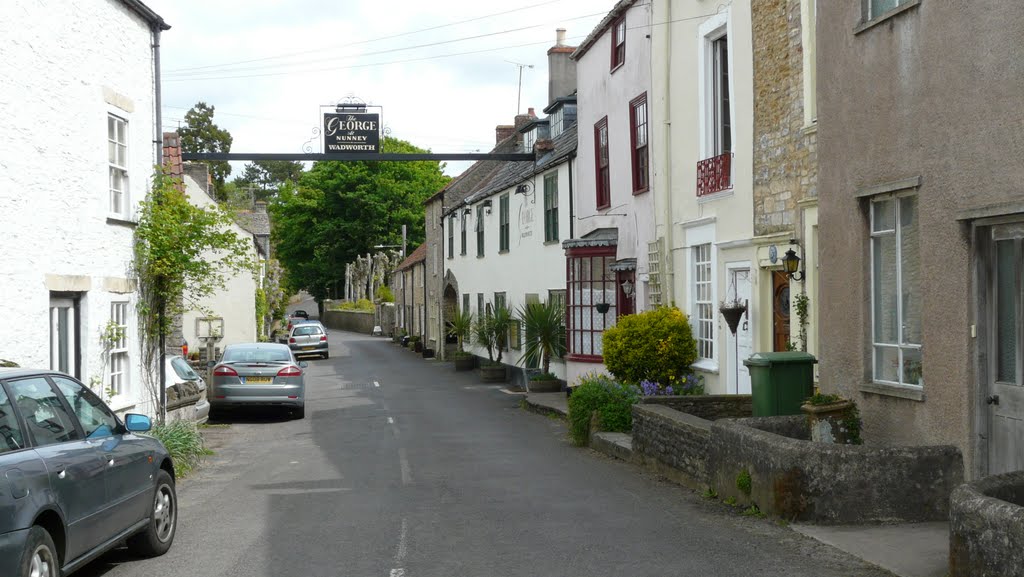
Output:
[{"xmin": 791, "ymin": 522, "xmax": 948, "ymax": 577}]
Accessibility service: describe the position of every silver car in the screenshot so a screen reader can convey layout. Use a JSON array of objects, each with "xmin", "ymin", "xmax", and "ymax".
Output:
[
  {"xmin": 287, "ymin": 323, "xmax": 329, "ymax": 359},
  {"xmin": 209, "ymin": 343, "xmax": 306, "ymax": 419}
]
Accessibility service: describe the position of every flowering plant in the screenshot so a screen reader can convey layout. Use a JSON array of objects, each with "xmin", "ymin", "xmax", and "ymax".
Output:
[{"xmin": 638, "ymin": 372, "xmax": 705, "ymax": 396}]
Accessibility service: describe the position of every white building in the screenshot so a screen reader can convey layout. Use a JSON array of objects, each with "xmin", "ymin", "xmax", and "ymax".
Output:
[
  {"xmin": 0, "ymin": 0, "xmax": 169, "ymax": 415},
  {"xmin": 564, "ymin": 0, "xmax": 655, "ymax": 386}
]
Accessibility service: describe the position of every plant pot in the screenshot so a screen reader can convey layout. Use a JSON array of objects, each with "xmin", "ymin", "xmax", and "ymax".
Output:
[
  {"xmin": 719, "ymin": 305, "xmax": 747, "ymax": 335},
  {"xmin": 528, "ymin": 379, "xmax": 561, "ymax": 393},
  {"xmin": 421, "ymin": 348, "xmax": 434, "ymax": 359},
  {"xmin": 801, "ymin": 400, "xmax": 858, "ymax": 444},
  {"xmin": 414, "ymin": 341, "xmax": 423, "ymax": 353},
  {"xmin": 454, "ymin": 356, "xmax": 475, "ymax": 371},
  {"xmin": 479, "ymin": 364, "xmax": 506, "ymax": 383}
]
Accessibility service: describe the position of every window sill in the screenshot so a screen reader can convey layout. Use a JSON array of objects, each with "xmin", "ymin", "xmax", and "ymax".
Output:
[
  {"xmin": 801, "ymin": 122, "xmax": 818, "ymax": 136},
  {"xmin": 697, "ymin": 189, "xmax": 734, "ymax": 203},
  {"xmin": 632, "ymin": 186, "xmax": 650, "ymax": 196},
  {"xmin": 691, "ymin": 359, "xmax": 719, "ymax": 374},
  {"xmin": 476, "ymin": 255, "xmax": 486, "ymax": 259},
  {"xmin": 859, "ymin": 381, "xmax": 925, "ymax": 402},
  {"xmin": 543, "ymin": 240, "xmax": 560, "ymax": 246},
  {"xmin": 854, "ymin": 0, "xmax": 921, "ymax": 35},
  {"xmin": 499, "ymin": 249, "xmax": 509, "ymax": 255},
  {"xmin": 107, "ymin": 216, "xmax": 138, "ymax": 228},
  {"xmin": 610, "ymin": 62, "xmax": 624, "ymax": 75}
]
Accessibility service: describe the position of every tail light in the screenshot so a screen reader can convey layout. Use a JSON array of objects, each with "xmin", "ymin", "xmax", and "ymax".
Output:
[
  {"xmin": 320, "ymin": 335, "xmax": 327, "ymax": 342},
  {"xmin": 289, "ymin": 337, "xmax": 296, "ymax": 343},
  {"xmin": 213, "ymin": 365, "xmax": 238, "ymax": 377},
  {"xmin": 277, "ymin": 365, "xmax": 302, "ymax": 377}
]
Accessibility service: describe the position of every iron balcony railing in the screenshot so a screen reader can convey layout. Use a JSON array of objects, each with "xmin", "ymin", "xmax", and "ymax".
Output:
[{"xmin": 696, "ymin": 152, "xmax": 733, "ymax": 197}]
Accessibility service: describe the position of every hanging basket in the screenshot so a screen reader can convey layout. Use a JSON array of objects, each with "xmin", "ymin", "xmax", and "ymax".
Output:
[{"xmin": 719, "ymin": 305, "xmax": 747, "ymax": 335}]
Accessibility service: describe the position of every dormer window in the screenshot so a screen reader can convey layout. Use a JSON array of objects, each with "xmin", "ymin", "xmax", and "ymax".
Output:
[
  {"xmin": 524, "ymin": 128, "xmax": 537, "ymax": 152},
  {"xmin": 550, "ymin": 107, "xmax": 564, "ymax": 139},
  {"xmin": 611, "ymin": 16, "xmax": 625, "ymax": 70}
]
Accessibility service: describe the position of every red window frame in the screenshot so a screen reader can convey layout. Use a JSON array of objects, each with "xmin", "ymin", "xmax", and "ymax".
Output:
[
  {"xmin": 629, "ymin": 92, "xmax": 649, "ymax": 194},
  {"xmin": 565, "ymin": 246, "xmax": 617, "ymax": 362},
  {"xmin": 610, "ymin": 16, "xmax": 625, "ymax": 70},
  {"xmin": 594, "ymin": 117, "xmax": 610, "ymax": 210}
]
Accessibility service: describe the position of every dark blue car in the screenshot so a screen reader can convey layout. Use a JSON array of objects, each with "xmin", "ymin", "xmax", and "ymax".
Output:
[{"xmin": 0, "ymin": 369, "xmax": 177, "ymax": 577}]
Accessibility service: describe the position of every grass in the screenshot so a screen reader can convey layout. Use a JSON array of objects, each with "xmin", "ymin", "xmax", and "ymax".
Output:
[
  {"xmin": 702, "ymin": 487, "xmax": 719, "ymax": 500},
  {"xmin": 147, "ymin": 420, "xmax": 211, "ymax": 478}
]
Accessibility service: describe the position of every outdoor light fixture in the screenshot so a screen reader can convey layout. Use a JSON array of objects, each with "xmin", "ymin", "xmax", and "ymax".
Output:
[
  {"xmin": 462, "ymin": 208, "xmax": 472, "ymax": 216},
  {"xmin": 481, "ymin": 199, "xmax": 493, "ymax": 215},
  {"xmin": 336, "ymin": 103, "xmax": 367, "ymax": 113},
  {"xmin": 782, "ymin": 247, "xmax": 805, "ymax": 282},
  {"xmin": 621, "ymin": 279, "xmax": 635, "ymax": 299}
]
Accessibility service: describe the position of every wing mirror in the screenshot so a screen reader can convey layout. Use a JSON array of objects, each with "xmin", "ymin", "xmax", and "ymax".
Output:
[
  {"xmin": 124, "ymin": 413, "xmax": 152, "ymax": 433},
  {"xmin": 207, "ymin": 360, "xmax": 216, "ymax": 368},
  {"xmin": 299, "ymin": 361, "xmax": 309, "ymax": 369}
]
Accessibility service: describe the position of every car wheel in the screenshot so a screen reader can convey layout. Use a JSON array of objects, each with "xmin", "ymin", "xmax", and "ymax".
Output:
[
  {"xmin": 127, "ymin": 469, "xmax": 177, "ymax": 557},
  {"xmin": 19, "ymin": 526, "xmax": 58, "ymax": 577},
  {"xmin": 322, "ymin": 352, "xmax": 330, "ymax": 360},
  {"xmin": 293, "ymin": 405, "xmax": 305, "ymax": 419}
]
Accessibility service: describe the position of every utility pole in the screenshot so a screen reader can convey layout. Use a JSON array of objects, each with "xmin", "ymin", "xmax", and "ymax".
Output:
[{"xmin": 506, "ymin": 60, "xmax": 534, "ymax": 115}]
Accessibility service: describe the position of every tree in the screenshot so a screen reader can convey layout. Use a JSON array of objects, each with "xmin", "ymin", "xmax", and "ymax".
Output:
[
  {"xmin": 233, "ymin": 160, "xmax": 304, "ymax": 202},
  {"xmin": 270, "ymin": 138, "xmax": 450, "ymax": 312},
  {"xmin": 177, "ymin": 102, "xmax": 233, "ymax": 200},
  {"xmin": 134, "ymin": 169, "xmax": 253, "ymax": 421}
]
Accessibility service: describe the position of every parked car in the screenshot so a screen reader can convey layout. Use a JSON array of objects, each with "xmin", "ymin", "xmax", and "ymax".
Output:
[
  {"xmin": 165, "ymin": 356, "xmax": 210, "ymax": 424},
  {"xmin": 0, "ymin": 368, "xmax": 176, "ymax": 577},
  {"xmin": 209, "ymin": 343, "xmax": 307, "ymax": 419},
  {"xmin": 291, "ymin": 309, "xmax": 309, "ymax": 319},
  {"xmin": 287, "ymin": 323, "xmax": 329, "ymax": 359},
  {"xmin": 276, "ymin": 318, "xmax": 317, "ymax": 343}
]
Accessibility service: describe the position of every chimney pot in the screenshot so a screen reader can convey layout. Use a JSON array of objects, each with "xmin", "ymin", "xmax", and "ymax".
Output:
[{"xmin": 556, "ymin": 28, "xmax": 566, "ymax": 46}]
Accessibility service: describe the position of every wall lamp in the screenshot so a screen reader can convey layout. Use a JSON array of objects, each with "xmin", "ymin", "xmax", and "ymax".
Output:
[
  {"xmin": 481, "ymin": 199, "xmax": 493, "ymax": 215},
  {"xmin": 781, "ymin": 242, "xmax": 805, "ymax": 282}
]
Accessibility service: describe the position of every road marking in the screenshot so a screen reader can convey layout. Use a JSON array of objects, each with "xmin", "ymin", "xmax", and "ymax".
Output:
[
  {"xmin": 374, "ymin": 381, "xmax": 380, "ymax": 387},
  {"xmin": 399, "ymin": 448, "xmax": 412, "ymax": 485},
  {"xmin": 387, "ymin": 416, "xmax": 395, "ymax": 424},
  {"xmin": 390, "ymin": 517, "xmax": 409, "ymax": 577},
  {"xmin": 390, "ymin": 570, "xmax": 405, "ymax": 577}
]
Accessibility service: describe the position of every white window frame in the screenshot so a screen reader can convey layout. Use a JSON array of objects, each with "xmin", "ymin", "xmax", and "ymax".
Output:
[
  {"xmin": 870, "ymin": 193, "xmax": 922, "ymax": 388},
  {"xmin": 108, "ymin": 301, "xmax": 130, "ymax": 398},
  {"xmin": 693, "ymin": 244, "xmax": 715, "ymax": 363},
  {"xmin": 697, "ymin": 12, "xmax": 733, "ymax": 160},
  {"xmin": 685, "ymin": 223, "xmax": 718, "ymax": 371},
  {"xmin": 108, "ymin": 113, "xmax": 129, "ymax": 218},
  {"xmin": 524, "ymin": 129, "xmax": 537, "ymax": 153},
  {"xmin": 550, "ymin": 107, "xmax": 564, "ymax": 139}
]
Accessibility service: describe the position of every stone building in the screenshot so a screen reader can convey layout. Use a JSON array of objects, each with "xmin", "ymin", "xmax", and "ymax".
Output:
[
  {"xmin": 817, "ymin": 0, "xmax": 1024, "ymax": 478},
  {"xmin": 392, "ymin": 244, "xmax": 427, "ymax": 342}
]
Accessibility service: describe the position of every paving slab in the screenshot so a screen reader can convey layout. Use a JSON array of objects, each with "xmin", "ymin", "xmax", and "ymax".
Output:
[
  {"xmin": 792, "ymin": 522, "xmax": 948, "ymax": 577},
  {"xmin": 524, "ymin": 392, "xmax": 568, "ymax": 416}
]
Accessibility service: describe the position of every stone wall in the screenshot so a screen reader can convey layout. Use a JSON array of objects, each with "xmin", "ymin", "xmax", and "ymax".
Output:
[
  {"xmin": 322, "ymin": 310, "xmax": 375, "ymax": 334},
  {"xmin": 708, "ymin": 416, "xmax": 964, "ymax": 523},
  {"xmin": 751, "ymin": 0, "xmax": 817, "ymax": 236},
  {"xmin": 631, "ymin": 404, "xmax": 712, "ymax": 489},
  {"xmin": 949, "ymin": 471, "xmax": 1024, "ymax": 577},
  {"xmin": 640, "ymin": 395, "xmax": 752, "ymax": 420}
]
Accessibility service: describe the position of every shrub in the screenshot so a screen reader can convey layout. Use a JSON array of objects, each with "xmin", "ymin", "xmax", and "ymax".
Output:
[
  {"xmin": 376, "ymin": 286, "xmax": 395, "ymax": 303},
  {"xmin": 147, "ymin": 420, "xmax": 211, "ymax": 478},
  {"xmin": 337, "ymin": 298, "xmax": 374, "ymax": 312},
  {"xmin": 567, "ymin": 372, "xmax": 640, "ymax": 445},
  {"xmin": 602, "ymin": 307, "xmax": 698, "ymax": 387}
]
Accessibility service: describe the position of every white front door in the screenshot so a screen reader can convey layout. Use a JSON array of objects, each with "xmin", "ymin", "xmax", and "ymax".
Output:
[
  {"xmin": 49, "ymin": 296, "xmax": 78, "ymax": 378},
  {"xmin": 727, "ymin": 267, "xmax": 753, "ymax": 395},
  {"xmin": 987, "ymin": 226, "xmax": 1024, "ymax": 475}
]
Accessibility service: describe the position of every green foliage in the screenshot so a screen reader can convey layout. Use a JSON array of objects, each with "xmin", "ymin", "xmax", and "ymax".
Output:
[
  {"xmin": 723, "ymin": 496, "xmax": 737, "ymax": 506},
  {"xmin": 806, "ymin": 393, "xmax": 843, "ymax": 405},
  {"xmin": 602, "ymin": 307, "xmax": 698, "ymax": 387},
  {"xmin": 742, "ymin": 504, "xmax": 766, "ymax": 518},
  {"xmin": 0, "ymin": 359, "xmax": 19, "ymax": 368},
  {"xmin": 264, "ymin": 259, "xmax": 289, "ymax": 322},
  {"xmin": 529, "ymin": 372, "xmax": 559, "ymax": 381},
  {"xmin": 842, "ymin": 403, "xmax": 863, "ymax": 445},
  {"xmin": 447, "ymin": 308, "xmax": 473, "ymax": 352},
  {"xmin": 702, "ymin": 487, "xmax": 719, "ymax": 500},
  {"xmin": 490, "ymin": 306, "xmax": 513, "ymax": 363},
  {"xmin": 270, "ymin": 138, "xmax": 450, "ymax": 303},
  {"xmin": 472, "ymin": 315, "xmax": 496, "ymax": 362},
  {"xmin": 232, "ymin": 160, "xmax": 304, "ymax": 202},
  {"xmin": 255, "ymin": 288, "xmax": 269, "ymax": 337},
  {"xmin": 336, "ymin": 299, "xmax": 374, "ymax": 312},
  {"xmin": 517, "ymin": 301, "xmax": 566, "ymax": 375},
  {"xmin": 177, "ymin": 102, "xmax": 233, "ymax": 199},
  {"xmin": 566, "ymin": 373, "xmax": 640, "ymax": 446},
  {"xmin": 376, "ymin": 285, "xmax": 395, "ymax": 303},
  {"xmin": 736, "ymin": 469, "xmax": 752, "ymax": 496},
  {"xmin": 147, "ymin": 420, "xmax": 210, "ymax": 478},
  {"xmin": 134, "ymin": 169, "xmax": 253, "ymax": 420},
  {"xmin": 793, "ymin": 292, "xmax": 810, "ymax": 352}
]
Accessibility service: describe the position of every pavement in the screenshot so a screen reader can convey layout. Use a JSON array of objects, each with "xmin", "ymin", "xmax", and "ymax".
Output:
[
  {"xmin": 77, "ymin": 330, "xmax": 899, "ymax": 577},
  {"xmin": 529, "ymin": 393, "xmax": 951, "ymax": 577}
]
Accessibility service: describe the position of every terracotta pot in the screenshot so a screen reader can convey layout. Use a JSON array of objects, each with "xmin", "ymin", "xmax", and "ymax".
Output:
[{"xmin": 528, "ymin": 379, "xmax": 561, "ymax": 393}]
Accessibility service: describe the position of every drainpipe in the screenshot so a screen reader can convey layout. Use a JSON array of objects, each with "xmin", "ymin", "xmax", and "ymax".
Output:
[
  {"xmin": 568, "ymin": 152, "xmax": 576, "ymax": 239},
  {"xmin": 660, "ymin": 0, "xmax": 675, "ymax": 305},
  {"xmin": 152, "ymin": 24, "xmax": 166, "ymax": 422}
]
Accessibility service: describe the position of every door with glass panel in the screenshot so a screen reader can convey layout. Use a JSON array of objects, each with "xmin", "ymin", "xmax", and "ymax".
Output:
[
  {"xmin": 50, "ymin": 296, "xmax": 79, "ymax": 378},
  {"xmin": 988, "ymin": 224, "xmax": 1024, "ymax": 475}
]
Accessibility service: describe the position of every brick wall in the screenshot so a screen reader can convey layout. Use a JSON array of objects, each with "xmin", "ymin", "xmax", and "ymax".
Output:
[{"xmin": 751, "ymin": 0, "xmax": 817, "ymax": 236}]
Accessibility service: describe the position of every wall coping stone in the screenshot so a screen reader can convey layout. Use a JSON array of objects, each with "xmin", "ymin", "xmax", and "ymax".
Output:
[{"xmin": 950, "ymin": 471, "xmax": 1024, "ymax": 577}]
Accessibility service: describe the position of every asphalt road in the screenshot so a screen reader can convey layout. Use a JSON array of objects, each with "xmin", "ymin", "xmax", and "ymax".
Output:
[{"xmin": 76, "ymin": 330, "xmax": 893, "ymax": 577}]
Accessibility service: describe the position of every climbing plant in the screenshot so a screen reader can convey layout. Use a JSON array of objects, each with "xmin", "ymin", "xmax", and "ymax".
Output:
[
  {"xmin": 793, "ymin": 292, "xmax": 810, "ymax": 352},
  {"xmin": 133, "ymin": 169, "xmax": 253, "ymax": 420}
]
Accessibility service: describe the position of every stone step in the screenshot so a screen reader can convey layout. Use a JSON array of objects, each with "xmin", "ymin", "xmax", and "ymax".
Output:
[{"xmin": 591, "ymin": 432, "xmax": 634, "ymax": 462}]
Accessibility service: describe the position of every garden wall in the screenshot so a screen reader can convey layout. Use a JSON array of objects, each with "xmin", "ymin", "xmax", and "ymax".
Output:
[
  {"xmin": 708, "ymin": 416, "xmax": 964, "ymax": 523},
  {"xmin": 949, "ymin": 471, "xmax": 1024, "ymax": 577},
  {"xmin": 632, "ymin": 404, "xmax": 712, "ymax": 489},
  {"xmin": 322, "ymin": 310, "xmax": 375, "ymax": 334},
  {"xmin": 640, "ymin": 394, "xmax": 752, "ymax": 420}
]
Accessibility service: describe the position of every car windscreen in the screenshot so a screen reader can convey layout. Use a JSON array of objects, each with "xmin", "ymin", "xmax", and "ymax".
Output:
[
  {"xmin": 222, "ymin": 347, "xmax": 292, "ymax": 363},
  {"xmin": 171, "ymin": 357, "xmax": 199, "ymax": 380},
  {"xmin": 293, "ymin": 325, "xmax": 323, "ymax": 336}
]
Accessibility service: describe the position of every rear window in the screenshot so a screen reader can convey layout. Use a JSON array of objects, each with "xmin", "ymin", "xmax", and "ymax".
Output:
[
  {"xmin": 293, "ymin": 325, "xmax": 324, "ymax": 336},
  {"xmin": 222, "ymin": 347, "xmax": 292, "ymax": 363},
  {"xmin": 171, "ymin": 357, "xmax": 199, "ymax": 380}
]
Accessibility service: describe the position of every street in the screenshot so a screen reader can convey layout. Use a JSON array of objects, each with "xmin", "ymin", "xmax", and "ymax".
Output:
[{"xmin": 76, "ymin": 329, "xmax": 892, "ymax": 577}]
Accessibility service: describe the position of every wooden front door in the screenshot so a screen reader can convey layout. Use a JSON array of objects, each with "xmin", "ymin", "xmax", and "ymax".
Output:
[
  {"xmin": 987, "ymin": 226, "xmax": 1024, "ymax": 475},
  {"xmin": 772, "ymin": 271, "xmax": 791, "ymax": 352}
]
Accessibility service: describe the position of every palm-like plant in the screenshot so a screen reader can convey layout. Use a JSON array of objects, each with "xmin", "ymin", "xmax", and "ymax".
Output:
[
  {"xmin": 473, "ymin": 314, "xmax": 496, "ymax": 362},
  {"xmin": 447, "ymin": 309, "xmax": 474, "ymax": 353},
  {"xmin": 490, "ymin": 305, "xmax": 513, "ymax": 364},
  {"xmin": 518, "ymin": 301, "xmax": 566, "ymax": 376}
]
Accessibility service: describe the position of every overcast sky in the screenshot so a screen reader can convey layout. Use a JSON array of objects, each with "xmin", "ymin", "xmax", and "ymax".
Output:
[{"xmin": 146, "ymin": 0, "xmax": 609, "ymax": 176}]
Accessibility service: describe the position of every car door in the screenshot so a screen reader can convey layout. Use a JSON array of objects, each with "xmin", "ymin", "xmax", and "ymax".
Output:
[
  {"xmin": 7, "ymin": 376, "xmax": 105, "ymax": 561},
  {"xmin": 0, "ymin": 383, "xmax": 49, "ymax": 537},
  {"xmin": 52, "ymin": 376, "xmax": 152, "ymax": 534}
]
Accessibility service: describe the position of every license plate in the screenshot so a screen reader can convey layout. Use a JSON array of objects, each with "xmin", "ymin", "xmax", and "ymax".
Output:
[
  {"xmin": 302, "ymin": 346, "xmax": 315, "ymax": 351},
  {"xmin": 245, "ymin": 376, "xmax": 272, "ymax": 384}
]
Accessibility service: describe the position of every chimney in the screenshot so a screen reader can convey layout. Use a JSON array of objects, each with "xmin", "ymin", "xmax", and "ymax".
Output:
[
  {"xmin": 534, "ymin": 139, "xmax": 555, "ymax": 155},
  {"xmin": 183, "ymin": 163, "xmax": 213, "ymax": 198},
  {"xmin": 162, "ymin": 132, "xmax": 183, "ymax": 178},
  {"xmin": 547, "ymin": 28, "xmax": 577, "ymax": 106},
  {"xmin": 495, "ymin": 124, "xmax": 515, "ymax": 144},
  {"xmin": 254, "ymin": 201, "xmax": 268, "ymax": 213},
  {"xmin": 514, "ymin": 107, "xmax": 537, "ymax": 132}
]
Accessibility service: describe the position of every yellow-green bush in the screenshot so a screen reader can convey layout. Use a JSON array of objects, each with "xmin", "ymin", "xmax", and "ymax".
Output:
[
  {"xmin": 337, "ymin": 298, "xmax": 375, "ymax": 312},
  {"xmin": 602, "ymin": 307, "xmax": 698, "ymax": 386}
]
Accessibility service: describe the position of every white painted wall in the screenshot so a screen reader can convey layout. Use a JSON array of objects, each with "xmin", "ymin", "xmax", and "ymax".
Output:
[
  {"xmin": 447, "ymin": 160, "xmax": 574, "ymax": 380},
  {"xmin": 651, "ymin": 0, "xmax": 757, "ymax": 393},
  {"xmin": 567, "ymin": 1, "xmax": 654, "ymax": 386},
  {"xmin": 180, "ymin": 175, "xmax": 259, "ymax": 354},
  {"xmin": 0, "ymin": 0, "xmax": 160, "ymax": 413}
]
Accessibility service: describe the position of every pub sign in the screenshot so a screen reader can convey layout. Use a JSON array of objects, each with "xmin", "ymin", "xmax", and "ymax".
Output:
[{"xmin": 323, "ymin": 112, "xmax": 380, "ymax": 153}]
